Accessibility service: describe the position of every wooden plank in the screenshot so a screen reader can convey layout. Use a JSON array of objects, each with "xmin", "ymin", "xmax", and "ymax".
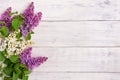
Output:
[
  {"xmin": 31, "ymin": 21, "xmax": 120, "ymax": 47},
  {"xmin": 0, "ymin": 0, "xmax": 120, "ymax": 20},
  {"xmin": 29, "ymin": 72, "xmax": 120, "ymax": 80},
  {"xmin": 31, "ymin": 47, "xmax": 120, "ymax": 72}
]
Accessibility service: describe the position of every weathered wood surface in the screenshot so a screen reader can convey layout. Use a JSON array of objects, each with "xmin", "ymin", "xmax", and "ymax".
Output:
[
  {"xmin": 29, "ymin": 72, "xmax": 120, "ymax": 80},
  {"xmin": 0, "ymin": 0, "xmax": 120, "ymax": 80},
  {"xmin": 0, "ymin": 0, "xmax": 120, "ymax": 21},
  {"xmin": 32, "ymin": 21, "xmax": 120, "ymax": 47},
  {"xmin": 32, "ymin": 48, "xmax": 120, "ymax": 72}
]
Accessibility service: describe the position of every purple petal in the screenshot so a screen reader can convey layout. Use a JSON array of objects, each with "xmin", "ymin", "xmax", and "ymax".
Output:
[{"xmin": 20, "ymin": 47, "xmax": 48, "ymax": 70}]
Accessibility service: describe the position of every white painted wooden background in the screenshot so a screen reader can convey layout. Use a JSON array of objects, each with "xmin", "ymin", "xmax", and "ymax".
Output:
[{"xmin": 0, "ymin": 0, "xmax": 120, "ymax": 80}]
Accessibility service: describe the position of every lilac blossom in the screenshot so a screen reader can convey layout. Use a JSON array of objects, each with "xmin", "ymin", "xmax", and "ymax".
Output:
[
  {"xmin": 20, "ymin": 47, "xmax": 48, "ymax": 70},
  {"xmin": 21, "ymin": 2, "xmax": 42, "ymax": 36},
  {"xmin": 20, "ymin": 26, "xmax": 29, "ymax": 36},
  {"xmin": 0, "ymin": 7, "xmax": 12, "ymax": 28},
  {"xmin": 23, "ymin": 2, "xmax": 42, "ymax": 27},
  {"xmin": 20, "ymin": 47, "xmax": 32, "ymax": 63},
  {"xmin": 26, "ymin": 57, "xmax": 48, "ymax": 70},
  {"xmin": 31, "ymin": 12, "xmax": 42, "ymax": 28},
  {"xmin": 23, "ymin": 2, "xmax": 34, "ymax": 23}
]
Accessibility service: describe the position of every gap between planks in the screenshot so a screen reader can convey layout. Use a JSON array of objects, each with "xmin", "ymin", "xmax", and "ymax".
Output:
[
  {"xmin": 33, "ymin": 46, "xmax": 120, "ymax": 48},
  {"xmin": 33, "ymin": 71, "xmax": 120, "ymax": 74},
  {"xmin": 41, "ymin": 20, "xmax": 120, "ymax": 22}
]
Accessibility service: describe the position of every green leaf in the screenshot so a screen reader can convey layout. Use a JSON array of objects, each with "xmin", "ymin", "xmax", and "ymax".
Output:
[
  {"xmin": 0, "ymin": 65, "xmax": 2, "ymax": 70},
  {"xmin": 18, "ymin": 74, "xmax": 22, "ymax": 79},
  {"xmin": 22, "ymin": 75, "xmax": 28, "ymax": 80},
  {"xmin": 4, "ymin": 76, "xmax": 12, "ymax": 80},
  {"xmin": 15, "ymin": 68, "xmax": 21, "ymax": 75},
  {"xmin": 0, "ymin": 26, "xmax": 8, "ymax": 37},
  {"xmin": 31, "ymin": 31, "xmax": 34, "ymax": 34},
  {"xmin": 14, "ymin": 63, "xmax": 21, "ymax": 75},
  {"xmin": 0, "ymin": 73, "xmax": 3, "ymax": 77},
  {"xmin": 20, "ymin": 64, "xmax": 27, "ymax": 69},
  {"xmin": 0, "ymin": 51, "xmax": 5, "ymax": 61},
  {"xmin": 19, "ymin": 14, "xmax": 25, "ymax": 19},
  {"xmin": 4, "ymin": 67, "xmax": 13, "ymax": 76},
  {"xmin": 10, "ymin": 11, "xmax": 18, "ymax": 16},
  {"xmin": 26, "ymin": 33, "xmax": 31, "ymax": 40},
  {"xmin": 16, "ymin": 32, "xmax": 22, "ymax": 39},
  {"xmin": 3, "ymin": 49, "xmax": 8, "ymax": 55},
  {"xmin": 4, "ymin": 59, "xmax": 11, "ymax": 65},
  {"xmin": 13, "ymin": 72, "xmax": 18, "ymax": 80},
  {"xmin": 12, "ymin": 18, "xmax": 22, "ymax": 31},
  {"xmin": 24, "ymin": 70, "xmax": 31, "ymax": 75},
  {"xmin": 0, "ymin": 64, "xmax": 3, "ymax": 71},
  {"xmin": 10, "ymin": 55, "xmax": 20, "ymax": 63}
]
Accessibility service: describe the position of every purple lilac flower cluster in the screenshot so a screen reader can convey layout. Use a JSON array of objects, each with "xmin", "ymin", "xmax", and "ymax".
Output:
[
  {"xmin": 20, "ymin": 47, "xmax": 48, "ymax": 70},
  {"xmin": 0, "ymin": 7, "xmax": 12, "ymax": 28},
  {"xmin": 21, "ymin": 2, "xmax": 42, "ymax": 36}
]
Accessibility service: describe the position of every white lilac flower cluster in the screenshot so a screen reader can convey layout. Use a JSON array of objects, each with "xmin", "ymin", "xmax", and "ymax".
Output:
[{"xmin": 0, "ymin": 30, "xmax": 33, "ymax": 55}]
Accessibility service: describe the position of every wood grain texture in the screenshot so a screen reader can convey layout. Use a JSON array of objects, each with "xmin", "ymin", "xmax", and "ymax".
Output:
[
  {"xmin": 32, "ymin": 21, "xmax": 120, "ymax": 47},
  {"xmin": 29, "ymin": 72, "xmax": 120, "ymax": 80},
  {"xmin": 0, "ymin": 0, "xmax": 120, "ymax": 21},
  {"xmin": 32, "ymin": 47, "xmax": 120, "ymax": 72},
  {"xmin": 0, "ymin": 0, "xmax": 120, "ymax": 80}
]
